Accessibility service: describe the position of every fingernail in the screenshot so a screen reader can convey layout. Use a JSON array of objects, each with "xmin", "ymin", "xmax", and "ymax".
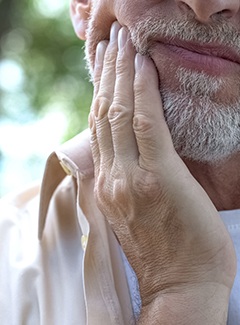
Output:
[
  {"xmin": 135, "ymin": 53, "xmax": 144, "ymax": 69},
  {"xmin": 110, "ymin": 21, "xmax": 120, "ymax": 43},
  {"xmin": 118, "ymin": 27, "xmax": 128, "ymax": 49},
  {"xmin": 95, "ymin": 41, "xmax": 107, "ymax": 65}
]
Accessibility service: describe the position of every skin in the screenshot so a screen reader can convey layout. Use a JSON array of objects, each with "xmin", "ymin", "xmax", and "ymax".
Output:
[
  {"xmin": 70, "ymin": 0, "xmax": 239, "ymax": 323},
  {"xmin": 71, "ymin": 0, "xmax": 240, "ymax": 210}
]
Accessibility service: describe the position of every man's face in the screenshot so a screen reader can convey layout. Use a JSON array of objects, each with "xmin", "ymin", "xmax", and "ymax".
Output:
[{"xmin": 86, "ymin": 0, "xmax": 240, "ymax": 163}]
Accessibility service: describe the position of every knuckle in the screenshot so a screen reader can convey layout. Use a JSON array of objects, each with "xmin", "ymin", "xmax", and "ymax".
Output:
[
  {"xmin": 132, "ymin": 171, "xmax": 161, "ymax": 198},
  {"xmin": 95, "ymin": 168, "xmax": 129, "ymax": 213},
  {"xmin": 93, "ymin": 94, "xmax": 111, "ymax": 119},
  {"xmin": 133, "ymin": 114, "xmax": 154, "ymax": 135},
  {"xmin": 88, "ymin": 112, "xmax": 96, "ymax": 134},
  {"xmin": 108, "ymin": 103, "xmax": 128, "ymax": 122}
]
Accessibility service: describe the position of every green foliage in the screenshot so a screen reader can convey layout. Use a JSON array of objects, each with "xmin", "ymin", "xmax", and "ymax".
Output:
[{"xmin": 0, "ymin": 0, "xmax": 92, "ymax": 139}]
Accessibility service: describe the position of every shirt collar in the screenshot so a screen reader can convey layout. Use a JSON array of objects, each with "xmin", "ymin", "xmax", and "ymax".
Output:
[{"xmin": 38, "ymin": 128, "xmax": 93, "ymax": 239}]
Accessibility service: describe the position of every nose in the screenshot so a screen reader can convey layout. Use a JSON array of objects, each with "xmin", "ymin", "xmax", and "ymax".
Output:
[{"xmin": 176, "ymin": 0, "xmax": 240, "ymax": 23}]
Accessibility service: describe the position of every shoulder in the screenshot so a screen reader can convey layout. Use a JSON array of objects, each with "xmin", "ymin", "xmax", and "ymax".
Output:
[{"xmin": 0, "ymin": 182, "xmax": 41, "ymax": 235}]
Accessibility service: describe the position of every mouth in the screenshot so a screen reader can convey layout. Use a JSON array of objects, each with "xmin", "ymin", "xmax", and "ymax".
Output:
[{"xmin": 152, "ymin": 38, "xmax": 240, "ymax": 75}]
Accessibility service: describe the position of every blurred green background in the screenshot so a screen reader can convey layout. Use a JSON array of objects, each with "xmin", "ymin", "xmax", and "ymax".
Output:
[{"xmin": 0, "ymin": 0, "xmax": 93, "ymax": 196}]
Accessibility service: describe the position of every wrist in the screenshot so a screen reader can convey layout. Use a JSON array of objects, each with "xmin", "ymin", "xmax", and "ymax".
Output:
[{"xmin": 138, "ymin": 282, "xmax": 231, "ymax": 325}]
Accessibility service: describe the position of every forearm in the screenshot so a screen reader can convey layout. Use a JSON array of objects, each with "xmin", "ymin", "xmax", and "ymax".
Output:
[{"xmin": 138, "ymin": 283, "xmax": 231, "ymax": 325}]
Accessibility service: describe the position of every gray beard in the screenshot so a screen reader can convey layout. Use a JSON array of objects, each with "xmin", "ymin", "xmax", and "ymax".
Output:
[
  {"xmin": 162, "ymin": 68, "xmax": 240, "ymax": 164},
  {"xmin": 85, "ymin": 16, "xmax": 240, "ymax": 164},
  {"xmin": 129, "ymin": 17, "xmax": 240, "ymax": 164}
]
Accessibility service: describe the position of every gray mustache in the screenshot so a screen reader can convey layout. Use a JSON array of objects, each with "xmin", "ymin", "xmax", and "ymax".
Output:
[{"xmin": 130, "ymin": 17, "xmax": 240, "ymax": 54}]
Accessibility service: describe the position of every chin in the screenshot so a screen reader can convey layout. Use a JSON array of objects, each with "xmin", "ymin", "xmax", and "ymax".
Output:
[{"xmin": 161, "ymin": 87, "xmax": 240, "ymax": 164}]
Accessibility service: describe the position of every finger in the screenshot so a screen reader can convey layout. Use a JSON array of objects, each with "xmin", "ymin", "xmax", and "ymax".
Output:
[
  {"xmin": 133, "ymin": 54, "xmax": 175, "ymax": 170},
  {"xmin": 108, "ymin": 27, "xmax": 139, "ymax": 162},
  {"xmin": 95, "ymin": 21, "xmax": 121, "ymax": 114},
  {"xmin": 89, "ymin": 111, "xmax": 100, "ymax": 177},
  {"xmin": 90, "ymin": 41, "xmax": 108, "ymax": 176},
  {"xmin": 94, "ymin": 21, "xmax": 121, "ymax": 169},
  {"xmin": 93, "ymin": 40, "xmax": 108, "ymax": 99}
]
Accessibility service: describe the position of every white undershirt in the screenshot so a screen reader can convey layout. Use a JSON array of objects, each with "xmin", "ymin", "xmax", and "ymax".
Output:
[{"xmin": 219, "ymin": 210, "xmax": 240, "ymax": 324}]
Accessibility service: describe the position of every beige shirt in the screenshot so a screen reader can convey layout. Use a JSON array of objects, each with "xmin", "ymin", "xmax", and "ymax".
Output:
[
  {"xmin": 0, "ymin": 129, "xmax": 239, "ymax": 324},
  {"xmin": 0, "ymin": 129, "xmax": 134, "ymax": 325}
]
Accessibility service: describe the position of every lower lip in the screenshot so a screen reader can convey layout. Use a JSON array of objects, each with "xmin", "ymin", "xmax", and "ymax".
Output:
[{"xmin": 155, "ymin": 43, "xmax": 239, "ymax": 75}]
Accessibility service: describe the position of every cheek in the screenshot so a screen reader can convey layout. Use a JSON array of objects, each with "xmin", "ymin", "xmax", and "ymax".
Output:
[
  {"xmin": 114, "ymin": 0, "xmax": 160, "ymax": 28},
  {"xmin": 88, "ymin": 0, "xmax": 117, "ymax": 42},
  {"xmin": 114, "ymin": 1, "xmax": 142, "ymax": 27},
  {"xmin": 85, "ymin": 3, "xmax": 116, "ymax": 72}
]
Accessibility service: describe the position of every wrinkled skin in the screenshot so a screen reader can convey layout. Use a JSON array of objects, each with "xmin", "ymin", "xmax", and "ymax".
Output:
[
  {"xmin": 89, "ymin": 22, "xmax": 237, "ymax": 323},
  {"xmin": 70, "ymin": 0, "xmax": 240, "ymax": 322}
]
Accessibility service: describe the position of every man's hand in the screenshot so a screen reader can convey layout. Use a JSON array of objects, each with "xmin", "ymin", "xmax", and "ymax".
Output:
[{"xmin": 89, "ymin": 21, "xmax": 236, "ymax": 324}]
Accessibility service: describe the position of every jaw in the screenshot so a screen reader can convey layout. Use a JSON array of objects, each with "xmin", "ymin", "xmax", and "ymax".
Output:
[{"xmin": 183, "ymin": 152, "xmax": 240, "ymax": 211}]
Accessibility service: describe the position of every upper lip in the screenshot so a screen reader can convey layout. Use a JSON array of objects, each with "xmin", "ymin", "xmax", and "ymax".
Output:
[{"xmin": 153, "ymin": 37, "xmax": 240, "ymax": 65}]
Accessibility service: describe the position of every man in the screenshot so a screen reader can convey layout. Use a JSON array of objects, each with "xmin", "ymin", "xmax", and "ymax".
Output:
[{"xmin": 0, "ymin": 0, "xmax": 239, "ymax": 324}]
